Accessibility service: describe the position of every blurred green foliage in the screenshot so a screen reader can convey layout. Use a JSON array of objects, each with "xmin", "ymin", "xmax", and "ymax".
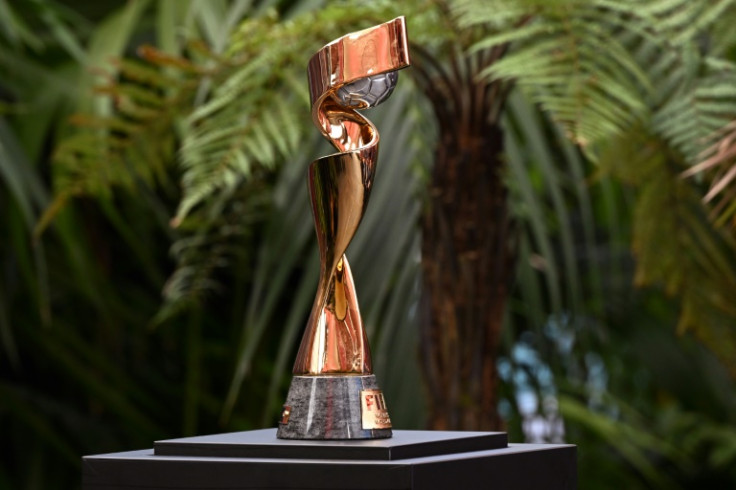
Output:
[{"xmin": 1, "ymin": 0, "xmax": 735, "ymax": 489}]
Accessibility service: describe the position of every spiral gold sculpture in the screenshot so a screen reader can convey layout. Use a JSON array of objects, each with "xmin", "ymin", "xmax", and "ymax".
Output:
[{"xmin": 277, "ymin": 17, "xmax": 410, "ymax": 440}]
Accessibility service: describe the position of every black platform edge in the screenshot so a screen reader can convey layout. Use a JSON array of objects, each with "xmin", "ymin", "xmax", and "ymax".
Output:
[
  {"xmin": 154, "ymin": 428, "xmax": 508, "ymax": 461},
  {"xmin": 83, "ymin": 444, "xmax": 577, "ymax": 490}
]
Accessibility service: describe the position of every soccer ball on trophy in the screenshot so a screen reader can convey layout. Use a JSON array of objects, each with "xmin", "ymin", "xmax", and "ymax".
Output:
[{"xmin": 336, "ymin": 71, "xmax": 399, "ymax": 108}]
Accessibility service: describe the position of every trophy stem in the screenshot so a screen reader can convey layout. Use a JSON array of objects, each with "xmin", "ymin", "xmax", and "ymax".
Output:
[{"xmin": 293, "ymin": 253, "xmax": 372, "ymax": 375}]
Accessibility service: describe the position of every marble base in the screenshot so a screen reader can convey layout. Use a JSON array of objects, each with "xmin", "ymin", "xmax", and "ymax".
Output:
[{"xmin": 276, "ymin": 375, "xmax": 392, "ymax": 440}]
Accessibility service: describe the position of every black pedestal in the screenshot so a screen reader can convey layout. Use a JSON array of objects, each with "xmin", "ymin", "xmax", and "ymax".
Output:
[{"xmin": 82, "ymin": 429, "xmax": 576, "ymax": 490}]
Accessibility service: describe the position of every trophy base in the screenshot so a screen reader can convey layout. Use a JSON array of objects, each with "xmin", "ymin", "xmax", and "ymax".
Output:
[{"xmin": 277, "ymin": 374, "xmax": 392, "ymax": 440}]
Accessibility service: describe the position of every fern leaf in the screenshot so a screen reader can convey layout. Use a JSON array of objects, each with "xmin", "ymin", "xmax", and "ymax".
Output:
[{"xmin": 462, "ymin": 1, "xmax": 652, "ymax": 149}]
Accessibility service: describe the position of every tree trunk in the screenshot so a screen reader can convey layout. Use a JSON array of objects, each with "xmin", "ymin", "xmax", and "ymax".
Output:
[{"xmin": 415, "ymin": 49, "xmax": 514, "ymax": 431}]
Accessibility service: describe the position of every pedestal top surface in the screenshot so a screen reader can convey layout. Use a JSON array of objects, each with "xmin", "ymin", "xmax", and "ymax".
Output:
[{"xmin": 154, "ymin": 428, "xmax": 507, "ymax": 461}]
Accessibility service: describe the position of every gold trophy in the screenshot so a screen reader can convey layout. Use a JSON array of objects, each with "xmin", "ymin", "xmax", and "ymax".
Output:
[{"xmin": 277, "ymin": 17, "xmax": 410, "ymax": 440}]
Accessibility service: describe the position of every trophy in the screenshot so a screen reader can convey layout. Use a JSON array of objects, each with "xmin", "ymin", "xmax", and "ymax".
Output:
[
  {"xmin": 82, "ymin": 17, "xmax": 577, "ymax": 490},
  {"xmin": 277, "ymin": 17, "xmax": 410, "ymax": 440}
]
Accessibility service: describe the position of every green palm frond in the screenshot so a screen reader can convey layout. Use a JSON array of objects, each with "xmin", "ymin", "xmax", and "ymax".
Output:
[
  {"xmin": 636, "ymin": 0, "xmax": 736, "ymax": 46},
  {"xmin": 653, "ymin": 63, "xmax": 736, "ymax": 163},
  {"xmin": 38, "ymin": 54, "xmax": 203, "ymax": 233},
  {"xmin": 454, "ymin": 0, "xmax": 736, "ymax": 372},
  {"xmin": 174, "ymin": 15, "xmax": 312, "ymax": 222},
  {"xmin": 153, "ymin": 178, "xmax": 271, "ymax": 324},
  {"xmin": 454, "ymin": 0, "xmax": 736, "ymax": 157},
  {"xmin": 454, "ymin": 0, "xmax": 653, "ymax": 150},
  {"xmin": 600, "ymin": 129, "xmax": 736, "ymax": 375}
]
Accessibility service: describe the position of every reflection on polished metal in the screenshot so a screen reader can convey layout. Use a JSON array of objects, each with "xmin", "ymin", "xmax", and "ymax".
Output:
[{"xmin": 277, "ymin": 17, "xmax": 410, "ymax": 440}]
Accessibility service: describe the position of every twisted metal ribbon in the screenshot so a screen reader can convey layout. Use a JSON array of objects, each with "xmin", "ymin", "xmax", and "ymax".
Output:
[{"xmin": 292, "ymin": 17, "xmax": 410, "ymax": 375}]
